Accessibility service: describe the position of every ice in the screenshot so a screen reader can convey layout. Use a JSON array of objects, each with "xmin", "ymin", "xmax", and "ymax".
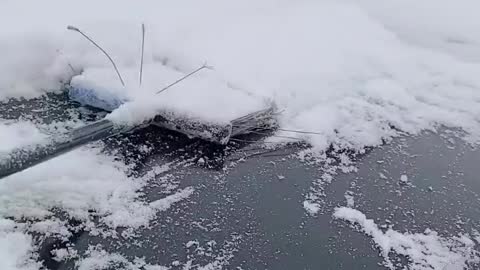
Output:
[{"xmin": 334, "ymin": 207, "xmax": 479, "ymax": 270}]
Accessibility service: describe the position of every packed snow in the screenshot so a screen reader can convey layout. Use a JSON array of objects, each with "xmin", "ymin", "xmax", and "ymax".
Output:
[
  {"xmin": 71, "ymin": 64, "xmax": 268, "ymax": 125},
  {"xmin": 1, "ymin": 0, "xmax": 480, "ymax": 269}
]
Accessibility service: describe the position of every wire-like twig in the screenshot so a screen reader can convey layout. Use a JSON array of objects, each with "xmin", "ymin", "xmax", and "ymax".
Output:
[
  {"xmin": 156, "ymin": 63, "xmax": 212, "ymax": 94},
  {"xmin": 229, "ymin": 138, "xmax": 298, "ymax": 144},
  {"xmin": 248, "ymin": 130, "xmax": 303, "ymax": 141},
  {"xmin": 278, "ymin": 128, "xmax": 325, "ymax": 136},
  {"xmin": 67, "ymin": 25, "xmax": 126, "ymax": 87},
  {"xmin": 139, "ymin": 23, "xmax": 145, "ymax": 86}
]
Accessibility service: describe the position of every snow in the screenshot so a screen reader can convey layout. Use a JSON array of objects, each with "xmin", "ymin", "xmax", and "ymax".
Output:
[
  {"xmin": 1, "ymin": 0, "xmax": 480, "ymax": 150},
  {"xmin": 303, "ymin": 201, "xmax": 320, "ymax": 216},
  {"xmin": 0, "ymin": 119, "xmax": 194, "ymax": 269},
  {"xmin": 1, "ymin": 0, "xmax": 480, "ymax": 269},
  {"xmin": 0, "ymin": 120, "xmax": 47, "ymax": 153},
  {"xmin": 72, "ymin": 64, "xmax": 268, "ymax": 125},
  {"xmin": 0, "ymin": 226, "xmax": 40, "ymax": 270},
  {"xmin": 334, "ymin": 207, "xmax": 479, "ymax": 270},
  {"xmin": 76, "ymin": 246, "xmax": 168, "ymax": 270}
]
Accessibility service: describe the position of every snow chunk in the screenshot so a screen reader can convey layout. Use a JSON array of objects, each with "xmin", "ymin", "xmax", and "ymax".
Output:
[
  {"xmin": 334, "ymin": 207, "xmax": 479, "ymax": 270},
  {"xmin": 70, "ymin": 63, "xmax": 268, "ymax": 125},
  {"xmin": 344, "ymin": 192, "xmax": 355, "ymax": 207},
  {"xmin": 400, "ymin": 174, "xmax": 409, "ymax": 184},
  {"xmin": 303, "ymin": 201, "xmax": 320, "ymax": 215},
  {"xmin": 150, "ymin": 187, "xmax": 194, "ymax": 211}
]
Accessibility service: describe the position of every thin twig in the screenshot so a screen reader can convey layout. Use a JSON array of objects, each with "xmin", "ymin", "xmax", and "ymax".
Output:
[
  {"xmin": 278, "ymin": 128, "xmax": 325, "ymax": 136},
  {"xmin": 248, "ymin": 130, "xmax": 303, "ymax": 141},
  {"xmin": 67, "ymin": 25, "xmax": 126, "ymax": 86},
  {"xmin": 139, "ymin": 23, "xmax": 145, "ymax": 86},
  {"xmin": 254, "ymin": 126, "xmax": 326, "ymax": 137},
  {"xmin": 156, "ymin": 63, "xmax": 212, "ymax": 94},
  {"xmin": 229, "ymin": 138, "xmax": 298, "ymax": 144}
]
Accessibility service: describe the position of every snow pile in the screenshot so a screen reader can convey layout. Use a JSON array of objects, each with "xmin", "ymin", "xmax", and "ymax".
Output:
[
  {"xmin": 358, "ymin": 0, "xmax": 480, "ymax": 62},
  {"xmin": 0, "ymin": 0, "xmax": 479, "ymax": 151},
  {"xmin": 1, "ymin": 0, "xmax": 480, "ymax": 268},
  {"xmin": 334, "ymin": 207, "xmax": 479, "ymax": 270},
  {"xmin": 70, "ymin": 63, "xmax": 267, "ymax": 125}
]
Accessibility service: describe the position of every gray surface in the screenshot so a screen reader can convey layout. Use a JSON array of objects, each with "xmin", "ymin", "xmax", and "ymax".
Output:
[
  {"xmin": 56, "ymin": 128, "xmax": 480, "ymax": 270},
  {"xmin": 2, "ymin": 94, "xmax": 479, "ymax": 269}
]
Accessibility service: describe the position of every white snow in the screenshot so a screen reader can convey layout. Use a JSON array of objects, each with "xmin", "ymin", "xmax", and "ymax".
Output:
[
  {"xmin": 72, "ymin": 64, "xmax": 268, "ymax": 125},
  {"xmin": 0, "ymin": 0, "xmax": 479, "ymax": 150},
  {"xmin": 334, "ymin": 207, "xmax": 479, "ymax": 270},
  {"xmin": 0, "ymin": 120, "xmax": 47, "ymax": 153},
  {"xmin": 344, "ymin": 192, "xmax": 355, "ymax": 207},
  {"xmin": 0, "ymin": 223, "xmax": 40, "ymax": 270},
  {"xmin": 0, "ymin": 120, "xmax": 194, "ymax": 269},
  {"xmin": 1, "ymin": 0, "xmax": 480, "ymax": 269},
  {"xmin": 76, "ymin": 246, "xmax": 168, "ymax": 270},
  {"xmin": 303, "ymin": 201, "xmax": 320, "ymax": 216}
]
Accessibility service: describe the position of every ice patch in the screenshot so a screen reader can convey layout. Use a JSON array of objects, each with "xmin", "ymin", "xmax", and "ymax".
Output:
[{"xmin": 334, "ymin": 207, "xmax": 479, "ymax": 270}]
